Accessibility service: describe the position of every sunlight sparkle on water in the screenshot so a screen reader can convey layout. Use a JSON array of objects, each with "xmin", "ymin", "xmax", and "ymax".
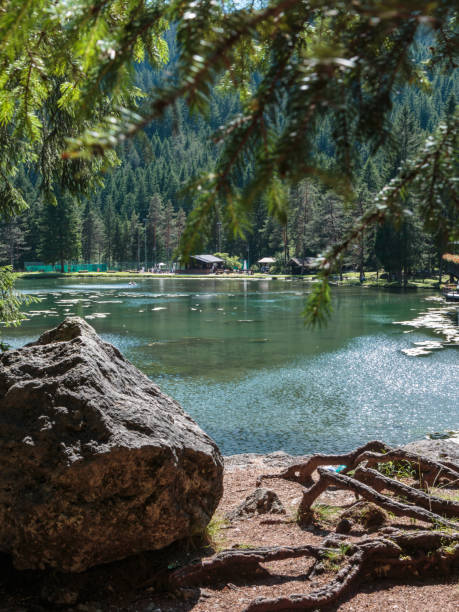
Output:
[{"xmin": 6, "ymin": 278, "xmax": 459, "ymax": 455}]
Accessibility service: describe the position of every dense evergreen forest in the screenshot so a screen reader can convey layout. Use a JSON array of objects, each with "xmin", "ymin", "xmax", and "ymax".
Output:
[{"xmin": 3, "ymin": 29, "xmax": 457, "ymax": 280}]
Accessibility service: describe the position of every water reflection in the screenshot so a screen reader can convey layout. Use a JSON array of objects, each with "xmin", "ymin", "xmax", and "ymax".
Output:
[{"xmin": 6, "ymin": 277, "xmax": 458, "ymax": 454}]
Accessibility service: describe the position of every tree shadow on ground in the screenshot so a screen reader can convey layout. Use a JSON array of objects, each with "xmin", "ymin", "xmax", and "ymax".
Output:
[
  {"xmin": 321, "ymin": 574, "xmax": 459, "ymax": 611},
  {"xmin": 0, "ymin": 536, "xmax": 212, "ymax": 611}
]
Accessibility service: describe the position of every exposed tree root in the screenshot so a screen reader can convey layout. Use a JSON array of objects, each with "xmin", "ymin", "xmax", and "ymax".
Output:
[
  {"xmin": 299, "ymin": 468, "xmax": 458, "ymax": 529},
  {"xmin": 160, "ymin": 442, "xmax": 459, "ymax": 611},
  {"xmin": 435, "ymin": 459, "xmax": 459, "ymax": 473},
  {"xmin": 353, "ymin": 448, "xmax": 459, "ymax": 487},
  {"xmin": 244, "ymin": 538, "xmax": 401, "ymax": 611},
  {"xmin": 164, "ymin": 531, "xmax": 459, "ymax": 611},
  {"xmin": 256, "ymin": 440, "xmax": 390, "ymax": 487},
  {"xmin": 353, "ymin": 466, "xmax": 459, "ymax": 518},
  {"xmin": 243, "ymin": 532, "xmax": 459, "ymax": 611},
  {"xmin": 167, "ymin": 545, "xmax": 324, "ymax": 588}
]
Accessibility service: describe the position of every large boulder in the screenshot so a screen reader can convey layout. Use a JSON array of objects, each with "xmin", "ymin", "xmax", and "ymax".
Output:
[{"xmin": 0, "ymin": 317, "xmax": 223, "ymax": 572}]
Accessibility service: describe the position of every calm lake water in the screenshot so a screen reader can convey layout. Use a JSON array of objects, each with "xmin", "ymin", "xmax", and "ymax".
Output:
[{"xmin": 5, "ymin": 277, "xmax": 458, "ymax": 455}]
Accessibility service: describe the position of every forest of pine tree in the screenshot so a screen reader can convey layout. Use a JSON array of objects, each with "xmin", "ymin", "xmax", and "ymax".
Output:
[{"xmin": 2, "ymin": 29, "xmax": 457, "ymax": 278}]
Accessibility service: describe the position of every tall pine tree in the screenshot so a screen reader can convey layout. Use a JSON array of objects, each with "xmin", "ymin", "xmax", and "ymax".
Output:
[{"xmin": 39, "ymin": 195, "xmax": 81, "ymax": 272}]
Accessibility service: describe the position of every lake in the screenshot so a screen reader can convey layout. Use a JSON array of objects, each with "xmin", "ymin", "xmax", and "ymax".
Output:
[{"xmin": 5, "ymin": 277, "xmax": 458, "ymax": 455}]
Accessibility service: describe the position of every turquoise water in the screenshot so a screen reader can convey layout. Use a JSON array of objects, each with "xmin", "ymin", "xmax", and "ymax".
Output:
[{"xmin": 5, "ymin": 277, "xmax": 458, "ymax": 455}]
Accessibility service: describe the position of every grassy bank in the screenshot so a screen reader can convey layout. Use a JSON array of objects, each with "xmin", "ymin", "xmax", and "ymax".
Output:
[
  {"xmin": 17, "ymin": 271, "xmax": 288, "ymax": 281},
  {"xmin": 16, "ymin": 270, "xmax": 448, "ymax": 289},
  {"xmin": 334, "ymin": 271, "xmax": 446, "ymax": 289}
]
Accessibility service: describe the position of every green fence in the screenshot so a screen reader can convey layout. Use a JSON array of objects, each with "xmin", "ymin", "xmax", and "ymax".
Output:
[{"xmin": 24, "ymin": 262, "xmax": 107, "ymax": 272}]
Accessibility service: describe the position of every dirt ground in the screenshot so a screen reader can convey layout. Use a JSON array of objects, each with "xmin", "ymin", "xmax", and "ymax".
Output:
[{"xmin": 1, "ymin": 453, "xmax": 458, "ymax": 612}]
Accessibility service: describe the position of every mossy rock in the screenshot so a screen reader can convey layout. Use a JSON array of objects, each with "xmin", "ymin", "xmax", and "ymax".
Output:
[{"xmin": 340, "ymin": 501, "xmax": 387, "ymax": 530}]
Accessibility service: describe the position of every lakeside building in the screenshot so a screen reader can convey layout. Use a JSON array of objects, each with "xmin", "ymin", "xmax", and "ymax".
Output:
[
  {"xmin": 288, "ymin": 257, "xmax": 318, "ymax": 275},
  {"xmin": 181, "ymin": 254, "xmax": 225, "ymax": 274}
]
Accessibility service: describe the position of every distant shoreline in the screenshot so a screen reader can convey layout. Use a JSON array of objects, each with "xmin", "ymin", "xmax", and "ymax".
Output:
[
  {"xmin": 16, "ymin": 270, "xmax": 445, "ymax": 290},
  {"xmin": 18, "ymin": 271, "xmax": 295, "ymax": 281}
]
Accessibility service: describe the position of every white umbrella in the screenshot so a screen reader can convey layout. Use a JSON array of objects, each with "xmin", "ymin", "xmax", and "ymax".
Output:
[{"xmin": 258, "ymin": 257, "xmax": 276, "ymax": 264}]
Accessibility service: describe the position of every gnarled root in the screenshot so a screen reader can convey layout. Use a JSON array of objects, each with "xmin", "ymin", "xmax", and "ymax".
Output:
[
  {"xmin": 243, "ymin": 531, "xmax": 459, "ymax": 612},
  {"xmin": 244, "ymin": 537, "xmax": 401, "ymax": 611},
  {"xmin": 256, "ymin": 440, "xmax": 390, "ymax": 487},
  {"xmin": 167, "ymin": 545, "xmax": 323, "ymax": 589},
  {"xmin": 353, "ymin": 448, "xmax": 459, "ymax": 487},
  {"xmin": 159, "ymin": 442, "xmax": 459, "ymax": 612},
  {"xmin": 353, "ymin": 466, "xmax": 459, "ymax": 518},
  {"xmin": 163, "ymin": 531, "xmax": 459, "ymax": 612},
  {"xmin": 299, "ymin": 468, "xmax": 458, "ymax": 529}
]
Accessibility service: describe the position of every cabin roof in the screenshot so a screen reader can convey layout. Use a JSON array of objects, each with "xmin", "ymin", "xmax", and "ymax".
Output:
[
  {"xmin": 191, "ymin": 254, "xmax": 224, "ymax": 264},
  {"xmin": 289, "ymin": 257, "xmax": 318, "ymax": 267}
]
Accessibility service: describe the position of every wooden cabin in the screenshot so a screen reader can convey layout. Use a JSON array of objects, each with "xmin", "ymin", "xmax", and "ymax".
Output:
[
  {"xmin": 181, "ymin": 254, "xmax": 224, "ymax": 274},
  {"xmin": 288, "ymin": 257, "xmax": 318, "ymax": 275}
]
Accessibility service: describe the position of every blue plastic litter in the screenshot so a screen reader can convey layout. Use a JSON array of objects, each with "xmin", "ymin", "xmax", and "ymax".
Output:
[{"xmin": 324, "ymin": 465, "xmax": 347, "ymax": 473}]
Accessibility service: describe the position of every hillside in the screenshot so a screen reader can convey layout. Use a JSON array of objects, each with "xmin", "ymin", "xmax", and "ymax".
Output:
[{"xmin": 3, "ymin": 29, "xmax": 458, "ymax": 277}]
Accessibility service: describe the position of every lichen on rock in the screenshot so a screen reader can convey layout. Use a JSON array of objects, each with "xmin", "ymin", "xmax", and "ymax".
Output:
[{"xmin": 0, "ymin": 317, "xmax": 223, "ymax": 572}]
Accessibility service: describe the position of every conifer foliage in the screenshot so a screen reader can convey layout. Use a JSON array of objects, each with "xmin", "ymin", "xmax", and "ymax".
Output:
[
  {"xmin": 0, "ymin": 1, "xmax": 457, "ymax": 318},
  {"xmin": 39, "ymin": 195, "xmax": 81, "ymax": 272}
]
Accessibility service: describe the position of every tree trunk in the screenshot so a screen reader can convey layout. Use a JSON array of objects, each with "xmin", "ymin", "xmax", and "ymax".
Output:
[
  {"xmin": 359, "ymin": 254, "xmax": 364, "ymax": 283},
  {"xmin": 283, "ymin": 227, "xmax": 288, "ymax": 265}
]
